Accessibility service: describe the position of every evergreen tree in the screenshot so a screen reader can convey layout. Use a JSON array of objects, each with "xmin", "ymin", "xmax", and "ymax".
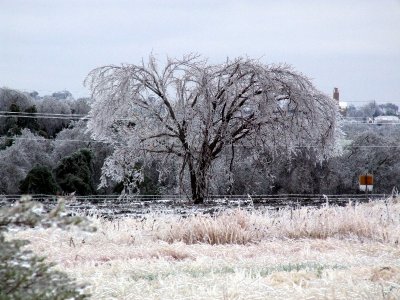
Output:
[
  {"xmin": 54, "ymin": 149, "xmax": 94, "ymax": 195},
  {"xmin": 20, "ymin": 165, "xmax": 60, "ymax": 194}
]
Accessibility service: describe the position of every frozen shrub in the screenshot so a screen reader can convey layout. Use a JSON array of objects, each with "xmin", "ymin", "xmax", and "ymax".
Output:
[
  {"xmin": 0, "ymin": 236, "xmax": 88, "ymax": 300},
  {"xmin": 0, "ymin": 196, "xmax": 93, "ymax": 299}
]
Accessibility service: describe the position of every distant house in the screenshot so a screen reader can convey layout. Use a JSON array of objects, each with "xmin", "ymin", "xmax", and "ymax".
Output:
[{"xmin": 374, "ymin": 115, "xmax": 400, "ymax": 124}]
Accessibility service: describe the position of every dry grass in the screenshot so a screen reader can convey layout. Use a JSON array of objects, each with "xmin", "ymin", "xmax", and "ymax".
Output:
[
  {"xmin": 8, "ymin": 198, "xmax": 400, "ymax": 299},
  {"xmin": 154, "ymin": 198, "xmax": 400, "ymax": 244}
]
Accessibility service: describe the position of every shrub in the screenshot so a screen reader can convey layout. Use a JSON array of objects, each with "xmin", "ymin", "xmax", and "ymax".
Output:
[
  {"xmin": 0, "ymin": 196, "xmax": 93, "ymax": 299},
  {"xmin": 20, "ymin": 165, "xmax": 60, "ymax": 194},
  {"xmin": 55, "ymin": 148, "xmax": 94, "ymax": 195},
  {"xmin": 0, "ymin": 236, "xmax": 87, "ymax": 300}
]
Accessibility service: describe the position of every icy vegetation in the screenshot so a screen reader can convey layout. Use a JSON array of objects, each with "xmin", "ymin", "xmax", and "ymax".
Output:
[
  {"xmin": 85, "ymin": 54, "xmax": 340, "ymax": 202},
  {"xmin": 11, "ymin": 197, "xmax": 400, "ymax": 299},
  {"xmin": 0, "ymin": 196, "xmax": 94, "ymax": 299},
  {"xmin": 1, "ymin": 83, "xmax": 400, "ymax": 198}
]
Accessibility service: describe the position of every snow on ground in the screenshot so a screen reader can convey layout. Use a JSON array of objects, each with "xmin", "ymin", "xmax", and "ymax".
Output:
[{"xmin": 9, "ymin": 198, "xmax": 400, "ymax": 299}]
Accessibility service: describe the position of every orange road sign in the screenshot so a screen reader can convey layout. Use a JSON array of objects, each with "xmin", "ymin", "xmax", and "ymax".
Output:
[{"xmin": 359, "ymin": 174, "xmax": 374, "ymax": 185}]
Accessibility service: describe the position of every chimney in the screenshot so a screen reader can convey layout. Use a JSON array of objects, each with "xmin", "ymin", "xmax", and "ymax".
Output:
[{"xmin": 333, "ymin": 87, "xmax": 339, "ymax": 102}]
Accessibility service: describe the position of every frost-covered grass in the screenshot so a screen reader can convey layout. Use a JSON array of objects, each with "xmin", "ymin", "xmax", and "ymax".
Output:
[{"xmin": 9, "ymin": 198, "xmax": 400, "ymax": 299}]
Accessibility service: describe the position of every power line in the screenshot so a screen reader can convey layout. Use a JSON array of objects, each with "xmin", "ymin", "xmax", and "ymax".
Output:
[
  {"xmin": 1, "ymin": 111, "xmax": 400, "ymax": 126},
  {"xmin": 4, "ymin": 113, "xmax": 400, "ymax": 126},
  {"xmin": 1, "ymin": 136, "xmax": 400, "ymax": 149},
  {"xmin": 0, "ymin": 111, "xmax": 89, "ymax": 120},
  {"xmin": 0, "ymin": 136, "xmax": 110, "ymax": 144},
  {"xmin": 295, "ymin": 145, "xmax": 400, "ymax": 149},
  {"xmin": 0, "ymin": 112, "xmax": 132, "ymax": 122},
  {"xmin": 342, "ymin": 123, "xmax": 400, "ymax": 125},
  {"xmin": 0, "ymin": 115, "xmax": 88, "ymax": 120},
  {"xmin": 345, "ymin": 100, "xmax": 400, "ymax": 103},
  {"xmin": 0, "ymin": 111, "xmax": 87, "ymax": 117}
]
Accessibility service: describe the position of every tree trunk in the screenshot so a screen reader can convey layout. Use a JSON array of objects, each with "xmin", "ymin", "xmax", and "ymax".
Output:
[
  {"xmin": 188, "ymin": 162, "xmax": 208, "ymax": 204},
  {"xmin": 193, "ymin": 175, "xmax": 207, "ymax": 204},
  {"xmin": 192, "ymin": 190, "xmax": 204, "ymax": 205}
]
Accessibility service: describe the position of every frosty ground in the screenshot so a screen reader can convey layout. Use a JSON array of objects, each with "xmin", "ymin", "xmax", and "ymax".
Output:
[{"xmin": 9, "ymin": 198, "xmax": 400, "ymax": 299}]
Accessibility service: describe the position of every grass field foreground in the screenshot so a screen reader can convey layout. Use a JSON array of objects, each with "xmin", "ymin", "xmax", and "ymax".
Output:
[{"xmin": 9, "ymin": 197, "xmax": 400, "ymax": 299}]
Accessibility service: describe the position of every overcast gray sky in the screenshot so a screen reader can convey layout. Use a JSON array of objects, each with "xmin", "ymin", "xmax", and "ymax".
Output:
[{"xmin": 1, "ymin": 0, "xmax": 399, "ymax": 105}]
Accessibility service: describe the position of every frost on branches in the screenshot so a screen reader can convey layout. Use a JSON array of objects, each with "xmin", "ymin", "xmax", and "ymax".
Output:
[{"xmin": 85, "ymin": 54, "xmax": 341, "ymax": 203}]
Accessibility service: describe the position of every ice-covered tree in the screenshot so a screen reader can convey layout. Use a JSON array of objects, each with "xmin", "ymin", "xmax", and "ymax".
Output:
[
  {"xmin": 86, "ymin": 54, "xmax": 341, "ymax": 203},
  {"xmin": 52, "ymin": 121, "xmax": 113, "ymax": 190},
  {"xmin": 36, "ymin": 96, "xmax": 72, "ymax": 137},
  {"xmin": 333, "ymin": 126, "xmax": 400, "ymax": 193},
  {"xmin": 0, "ymin": 88, "xmax": 38, "ymax": 137},
  {"xmin": 68, "ymin": 97, "xmax": 91, "ymax": 115},
  {"xmin": 52, "ymin": 121, "xmax": 92, "ymax": 161},
  {"xmin": 0, "ymin": 129, "xmax": 53, "ymax": 193},
  {"xmin": 0, "ymin": 88, "xmax": 34, "ymax": 112}
]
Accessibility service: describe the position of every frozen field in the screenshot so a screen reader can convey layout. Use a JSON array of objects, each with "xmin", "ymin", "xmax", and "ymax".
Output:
[{"xmin": 9, "ymin": 197, "xmax": 400, "ymax": 299}]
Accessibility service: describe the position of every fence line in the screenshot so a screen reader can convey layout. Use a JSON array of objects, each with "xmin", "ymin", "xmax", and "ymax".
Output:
[
  {"xmin": 0, "ymin": 193, "xmax": 387, "ymax": 204},
  {"xmin": 0, "ymin": 193, "xmax": 390, "ymax": 218},
  {"xmin": 0, "ymin": 193, "xmax": 387, "ymax": 199}
]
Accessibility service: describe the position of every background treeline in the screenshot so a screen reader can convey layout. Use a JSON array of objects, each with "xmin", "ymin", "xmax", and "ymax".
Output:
[
  {"xmin": 0, "ymin": 87, "xmax": 399, "ymax": 195},
  {"xmin": 0, "ymin": 88, "xmax": 112, "ymax": 195}
]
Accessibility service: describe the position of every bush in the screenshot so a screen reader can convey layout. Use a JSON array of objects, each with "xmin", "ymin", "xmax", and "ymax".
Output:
[
  {"xmin": 0, "ymin": 236, "xmax": 87, "ymax": 299},
  {"xmin": 20, "ymin": 165, "xmax": 60, "ymax": 194},
  {"xmin": 55, "ymin": 148, "xmax": 94, "ymax": 195},
  {"xmin": 0, "ymin": 197, "xmax": 93, "ymax": 299}
]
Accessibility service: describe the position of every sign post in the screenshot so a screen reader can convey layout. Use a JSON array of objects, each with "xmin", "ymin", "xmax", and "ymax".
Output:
[{"xmin": 359, "ymin": 173, "xmax": 373, "ymax": 200}]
